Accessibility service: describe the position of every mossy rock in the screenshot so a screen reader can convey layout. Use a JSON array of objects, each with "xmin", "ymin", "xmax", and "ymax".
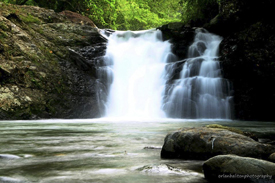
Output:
[{"xmin": 205, "ymin": 124, "xmax": 244, "ymax": 135}]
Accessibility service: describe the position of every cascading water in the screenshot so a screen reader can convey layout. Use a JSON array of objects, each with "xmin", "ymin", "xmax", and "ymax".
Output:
[
  {"xmin": 100, "ymin": 28, "xmax": 233, "ymax": 119},
  {"xmin": 103, "ymin": 29, "xmax": 171, "ymax": 118},
  {"xmin": 164, "ymin": 28, "xmax": 233, "ymax": 119}
]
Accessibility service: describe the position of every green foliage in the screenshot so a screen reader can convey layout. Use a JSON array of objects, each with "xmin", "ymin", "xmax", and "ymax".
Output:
[
  {"xmin": 0, "ymin": 0, "xmax": 220, "ymax": 29},
  {"xmin": 115, "ymin": 0, "xmax": 181, "ymax": 30},
  {"xmin": 179, "ymin": 0, "xmax": 220, "ymax": 25}
]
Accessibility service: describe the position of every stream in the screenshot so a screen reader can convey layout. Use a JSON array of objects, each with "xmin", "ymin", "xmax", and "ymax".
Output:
[{"xmin": 1, "ymin": 119, "xmax": 275, "ymax": 183}]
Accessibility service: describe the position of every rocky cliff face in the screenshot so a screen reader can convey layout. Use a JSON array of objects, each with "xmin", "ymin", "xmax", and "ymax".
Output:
[
  {"xmin": 2, "ymin": 1, "xmax": 275, "ymax": 121},
  {"xmin": 208, "ymin": 0, "xmax": 275, "ymax": 121},
  {"xmin": 0, "ymin": 3, "xmax": 107, "ymax": 119},
  {"xmin": 159, "ymin": 0, "xmax": 275, "ymax": 121}
]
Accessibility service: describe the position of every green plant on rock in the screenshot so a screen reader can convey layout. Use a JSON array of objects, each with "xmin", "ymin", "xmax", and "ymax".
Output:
[
  {"xmin": 179, "ymin": 0, "xmax": 220, "ymax": 25},
  {"xmin": 0, "ymin": 22, "xmax": 10, "ymax": 31},
  {"xmin": 206, "ymin": 124, "xmax": 244, "ymax": 135},
  {"xmin": 20, "ymin": 14, "xmax": 41, "ymax": 24}
]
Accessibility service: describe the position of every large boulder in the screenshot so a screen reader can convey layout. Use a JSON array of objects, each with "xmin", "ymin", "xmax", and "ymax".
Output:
[
  {"xmin": 203, "ymin": 155, "xmax": 275, "ymax": 183},
  {"xmin": 161, "ymin": 127, "xmax": 275, "ymax": 160}
]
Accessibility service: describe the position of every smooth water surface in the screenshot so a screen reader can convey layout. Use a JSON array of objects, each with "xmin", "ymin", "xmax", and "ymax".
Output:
[{"xmin": 1, "ymin": 119, "xmax": 275, "ymax": 183}]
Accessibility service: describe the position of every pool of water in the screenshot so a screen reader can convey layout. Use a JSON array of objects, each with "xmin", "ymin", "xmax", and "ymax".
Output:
[{"xmin": 0, "ymin": 118, "xmax": 274, "ymax": 183}]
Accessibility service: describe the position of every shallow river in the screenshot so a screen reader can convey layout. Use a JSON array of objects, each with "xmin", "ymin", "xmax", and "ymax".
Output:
[{"xmin": 0, "ymin": 118, "xmax": 274, "ymax": 183}]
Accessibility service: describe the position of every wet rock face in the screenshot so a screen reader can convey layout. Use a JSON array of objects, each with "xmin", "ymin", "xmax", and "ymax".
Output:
[
  {"xmin": 269, "ymin": 153, "xmax": 275, "ymax": 163},
  {"xmin": 219, "ymin": 22, "xmax": 275, "ymax": 121},
  {"xmin": 158, "ymin": 0, "xmax": 275, "ymax": 121},
  {"xmin": 161, "ymin": 127, "xmax": 275, "ymax": 160},
  {"xmin": 203, "ymin": 155, "xmax": 275, "ymax": 183},
  {"xmin": 203, "ymin": 0, "xmax": 275, "ymax": 121},
  {"xmin": 59, "ymin": 10, "xmax": 97, "ymax": 27},
  {"xmin": 0, "ymin": 3, "xmax": 107, "ymax": 119},
  {"xmin": 157, "ymin": 23, "xmax": 195, "ymax": 60}
]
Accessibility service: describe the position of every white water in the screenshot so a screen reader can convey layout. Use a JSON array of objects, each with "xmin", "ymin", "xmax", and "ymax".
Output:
[
  {"xmin": 165, "ymin": 28, "xmax": 233, "ymax": 119},
  {"xmin": 102, "ymin": 28, "xmax": 233, "ymax": 119},
  {"xmin": 103, "ymin": 30, "xmax": 171, "ymax": 118}
]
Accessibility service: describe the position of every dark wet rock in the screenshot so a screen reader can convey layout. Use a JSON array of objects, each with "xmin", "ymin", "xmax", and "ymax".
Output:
[
  {"xmin": 219, "ymin": 22, "xmax": 275, "ymax": 121},
  {"xmin": 268, "ymin": 153, "xmax": 275, "ymax": 163},
  {"xmin": 206, "ymin": 0, "xmax": 275, "ymax": 36},
  {"xmin": 204, "ymin": 0, "xmax": 275, "ymax": 121},
  {"xmin": 164, "ymin": 60, "xmax": 186, "ymax": 82},
  {"xmin": 159, "ymin": 0, "xmax": 275, "ymax": 121},
  {"xmin": 161, "ymin": 127, "xmax": 275, "ymax": 160},
  {"xmin": 157, "ymin": 23, "xmax": 195, "ymax": 60},
  {"xmin": 0, "ymin": 3, "xmax": 107, "ymax": 119},
  {"xmin": 59, "ymin": 10, "xmax": 97, "ymax": 27},
  {"xmin": 203, "ymin": 155, "xmax": 275, "ymax": 183}
]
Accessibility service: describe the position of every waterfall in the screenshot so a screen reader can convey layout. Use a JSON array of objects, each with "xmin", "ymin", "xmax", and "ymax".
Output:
[
  {"xmin": 103, "ymin": 29, "xmax": 171, "ymax": 118},
  {"xmin": 164, "ymin": 28, "xmax": 233, "ymax": 119},
  {"xmin": 100, "ymin": 28, "xmax": 233, "ymax": 119}
]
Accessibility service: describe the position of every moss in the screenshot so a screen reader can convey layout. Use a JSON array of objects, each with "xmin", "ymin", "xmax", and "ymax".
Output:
[
  {"xmin": 3, "ymin": 45, "xmax": 18, "ymax": 59},
  {"xmin": 25, "ymin": 70, "xmax": 42, "ymax": 89},
  {"xmin": 37, "ymin": 28, "xmax": 44, "ymax": 34},
  {"xmin": 205, "ymin": 124, "xmax": 244, "ymax": 135},
  {"xmin": 20, "ymin": 14, "xmax": 41, "ymax": 24},
  {"xmin": 0, "ymin": 31, "xmax": 8, "ymax": 42},
  {"xmin": 0, "ymin": 22, "xmax": 10, "ymax": 32},
  {"xmin": 46, "ymin": 99, "xmax": 57, "ymax": 115}
]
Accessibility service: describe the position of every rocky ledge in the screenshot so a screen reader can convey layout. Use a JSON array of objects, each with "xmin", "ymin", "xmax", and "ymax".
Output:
[{"xmin": 0, "ymin": 3, "xmax": 107, "ymax": 119}]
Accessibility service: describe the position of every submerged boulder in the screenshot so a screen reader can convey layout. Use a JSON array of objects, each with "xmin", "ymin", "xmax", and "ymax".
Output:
[
  {"xmin": 161, "ymin": 127, "xmax": 275, "ymax": 160},
  {"xmin": 203, "ymin": 155, "xmax": 275, "ymax": 183}
]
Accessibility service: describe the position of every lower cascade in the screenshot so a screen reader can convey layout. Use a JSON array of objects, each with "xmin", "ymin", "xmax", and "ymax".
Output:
[{"xmin": 100, "ymin": 28, "xmax": 233, "ymax": 119}]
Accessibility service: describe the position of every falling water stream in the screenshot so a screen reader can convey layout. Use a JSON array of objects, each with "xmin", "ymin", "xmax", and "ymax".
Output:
[
  {"xmin": 165, "ymin": 29, "xmax": 233, "ymax": 119},
  {"xmin": 103, "ymin": 29, "xmax": 169, "ymax": 118},
  {"xmin": 102, "ymin": 28, "xmax": 233, "ymax": 119}
]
